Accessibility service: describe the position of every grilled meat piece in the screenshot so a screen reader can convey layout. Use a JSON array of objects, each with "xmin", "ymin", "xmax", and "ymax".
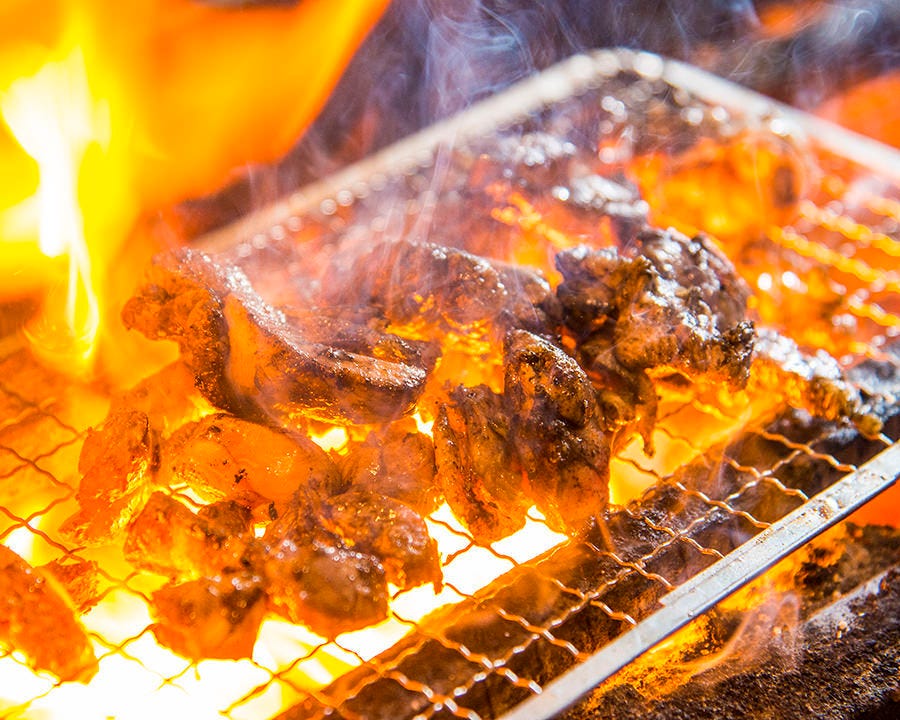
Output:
[
  {"xmin": 0, "ymin": 545, "xmax": 97, "ymax": 682},
  {"xmin": 108, "ymin": 361, "xmax": 212, "ymax": 438},
  {"xmin": 150, "ymin": 572, "xmax": 267, "ymax": 661},
  {"xmin": 557, "ymin": 228, "xmax": 755, "ymax": 450},
  {"xmin": 41, "ymin": 557, "xmax": 101, "ymax": 614},
  {"xmin": 504, "ymin": 329, "xmax": 612, "ymax": 533},
  {"xmin": 752, "ymin": 328, "xmax": 880, "ymax": 435},
  {"xmin": 281, "ymin": 306, "xmax": 439, "ymax": 373},
  {"xmin": 161, "ymin": 413, "xmax": 343, "ymax": 506},
  {"xmin": 333, "ymin": 239, "xmax": 560, "ymax": 341},
  {"xmin": 261, "ymin": 503, "xmax": 389, "ymax": 638},
  {"xmin": 62, "ymin": 409, "xmax": 158, "ymax": 544},
  {"xmin": 122, "ymin": 249, "xmax": 428, "ymax": 426},
  {"xmin": 321, "ymin": 490, "xmax": 442, "ymax": 592},
  {"xmin": 434, "ymin": 385, "xmax": 530, "ymax": 544},
  {"xmin": 124, "ymin": 492, "xmax": 253, "ymax": 580},
  {"xmin": 341, "ymin": 419, "xmax": 440, "ymax": 516},
  {"xmin": 558, "ymin": 227, "xmax": 753, "ymax": 381}
]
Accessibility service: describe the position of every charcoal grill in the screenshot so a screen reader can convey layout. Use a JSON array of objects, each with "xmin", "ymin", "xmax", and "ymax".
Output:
[{"xmin": 1, "ymin": 49, "xmax": 898, "ymax": 719}]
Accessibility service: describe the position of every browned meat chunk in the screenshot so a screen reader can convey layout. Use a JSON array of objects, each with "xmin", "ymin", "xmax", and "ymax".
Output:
[
  {"xmin": 558, "ymin": 227, "xmax": 753, "ymax": 380},
  {"xmin": 160, "ymin": 413, "xmax": 343, "ymax": 506},
  {"xmin": 261, "ymin": 503, "xmax": 389, "ymax": 638},
  {"xmin": 122, "ymin": 249, "xmax": 428, "ymax": 426},
  {"xmin": 150, "ymin": 572, "xmax": 266, "ymax": 661},
  {"xmin": 752, "ymin": 328, "xmax": 879, "ymax": 434},
  {"xmin": 557, "ymin": 228, "xmax": 755, "ymax": 450},
  {"xmin": 321, "ymin": 490, "xmax": 442, "ymax": 592},
  {"xmin": 124, "ymin": 492, "xmax": 252, "ymax": 580},
  {"xmin": 41, "ymin": 557, "xmax": 100, "ymax": 614},
  {"xmin": 62, "ymin": 409, "xmax": 158, "ymax": 543},
  {"xmin": 0, "ymin": 545, "xmax": 97, "ymax": 682},
  {"xmin": 340, "ymin": 419, "xmax": 440, "ymax": 516},
  {"xmin": 108, "ymin": 361, "xmax": 211, "ymax": 437},
  {"xmin": 281, "ymin": 306, "xmax": 439, "ymax": 373},
  {"xmin": 504, "ymin": 329, "xmax": 612, "ymax": 534},
  {"xmin": 332, "ymin": 239, "xmax": 560, "ymax": 341},
  {"xmin": 434, "ymin": 385, "xmax": 530, "ymax": 544}
]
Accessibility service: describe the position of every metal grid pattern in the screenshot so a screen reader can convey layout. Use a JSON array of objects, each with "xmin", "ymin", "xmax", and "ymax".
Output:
[{"xmin": 1, "ymin": 51, "xmax": 899, "ymax": 720}]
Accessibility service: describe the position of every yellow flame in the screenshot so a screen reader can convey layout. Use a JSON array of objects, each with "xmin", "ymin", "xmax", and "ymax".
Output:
[{"xmin": 1, "ymin": 47, "xmax": 105, "ymax": 371}]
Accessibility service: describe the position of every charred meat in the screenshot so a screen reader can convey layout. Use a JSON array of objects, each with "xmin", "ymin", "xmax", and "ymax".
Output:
[
  {"xmin": 434, "ymin": 384, "xmax": 531, "ymax": 544},
  {"xmin": 125, "ymin": 492, "xmax": 253, "ymax": 580},
  {"xmin": 122, "ymin": 249, "xmax": 429, "ymax": 426},
  {"xmin": 331, "ymin": 239, "xmax": 561, "ymax": 341},
  {"xmin": 321, "ymin": 490, "xmax": 442, "ymax": 592},
  {"xmin": 160, "ymin": 413, "xmax": 344, "ymax": 506},
  {"xmin": 150, "ymin": 572, "xmax": 267, "ymax": 662},
  {"xmin": 504, "ymin": 329, "xmax": 612, "ymax": 534},
  {"xmin": 557, "ymin": 227, "xmax": 755, "ymax": 449},
  {"xmin": 261, "ymin": 501, "xmax": 389, "ymax": 639},
  {"xmin": 340, "ymin": 419, "xmax": 441, "ymax": 516},
  {"xmin": 752, "ymin": 328, "xmax": 879, "ymax": 435},
  {"xmin": 62, "ymin": 409, "xmax": 158, "ymax": 544}
]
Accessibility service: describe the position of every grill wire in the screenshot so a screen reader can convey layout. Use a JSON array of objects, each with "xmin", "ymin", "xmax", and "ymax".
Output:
[{"xmin": 1, "ymin": 50, "xmax": 899, "ymax": 720}]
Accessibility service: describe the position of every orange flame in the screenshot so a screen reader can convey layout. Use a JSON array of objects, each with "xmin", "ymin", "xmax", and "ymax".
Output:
[{"xmin": 0, "ymin": 0, "xmax": 389, "ymax": 376}]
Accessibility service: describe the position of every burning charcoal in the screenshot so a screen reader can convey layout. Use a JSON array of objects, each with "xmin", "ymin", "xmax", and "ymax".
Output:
[
  {"xmin": 557, "ymin": 228, "xmax": 755, "ymax": 449},
  {"xmin": 333, "ymin": 239, "xmax": 560, "ymax": 342},
  {"xmin": 124, "ymin": 492, "xmax": 252, "ymax": 580},
  {"xmin": 41, "ymin": 557, "xmax": 101, "ymax": 614},
  {"xmin": 341, "ymin": 419, "xmax": 441, "ymax": 516},
  {"xmin": 0, "ymin": 545, "xmax": 97, "ymax": 682},
  {"xmin": 261, "ymin": 502, "xmax": 389, "ymax": 638},
  {"xmin": 122, "ymin": 249, "xmax": 428, "ymax": 426},
  {"xmin": 504, "ymin": 329, "xmax": 612, "ymax": 534},
  {"xmin": 161, "ymin": 413, "xmax": 343, "ymax": 506},
  {"xmin": 321, "ymin": 490, "xmax": 442, "ymax": 592},
  {"xmin": 752, "ymin": 328, "xmax": 880, "ymax": 435},
  {"xmin": 62, "ymin": 409, "xmax": 158, "ymax": 544},
  {"xmin": 150, "ymin": 572, "xmax": 266, "ymax": 662},
  {"xmin": 434, "ymin": 385, "xmax": 530, "ymax": 544}
]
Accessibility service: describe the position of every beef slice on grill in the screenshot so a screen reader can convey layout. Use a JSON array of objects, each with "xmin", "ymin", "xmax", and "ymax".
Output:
[{"xmin": 122, "ymin": 248, "xmax": 428, "ymax": 427}]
